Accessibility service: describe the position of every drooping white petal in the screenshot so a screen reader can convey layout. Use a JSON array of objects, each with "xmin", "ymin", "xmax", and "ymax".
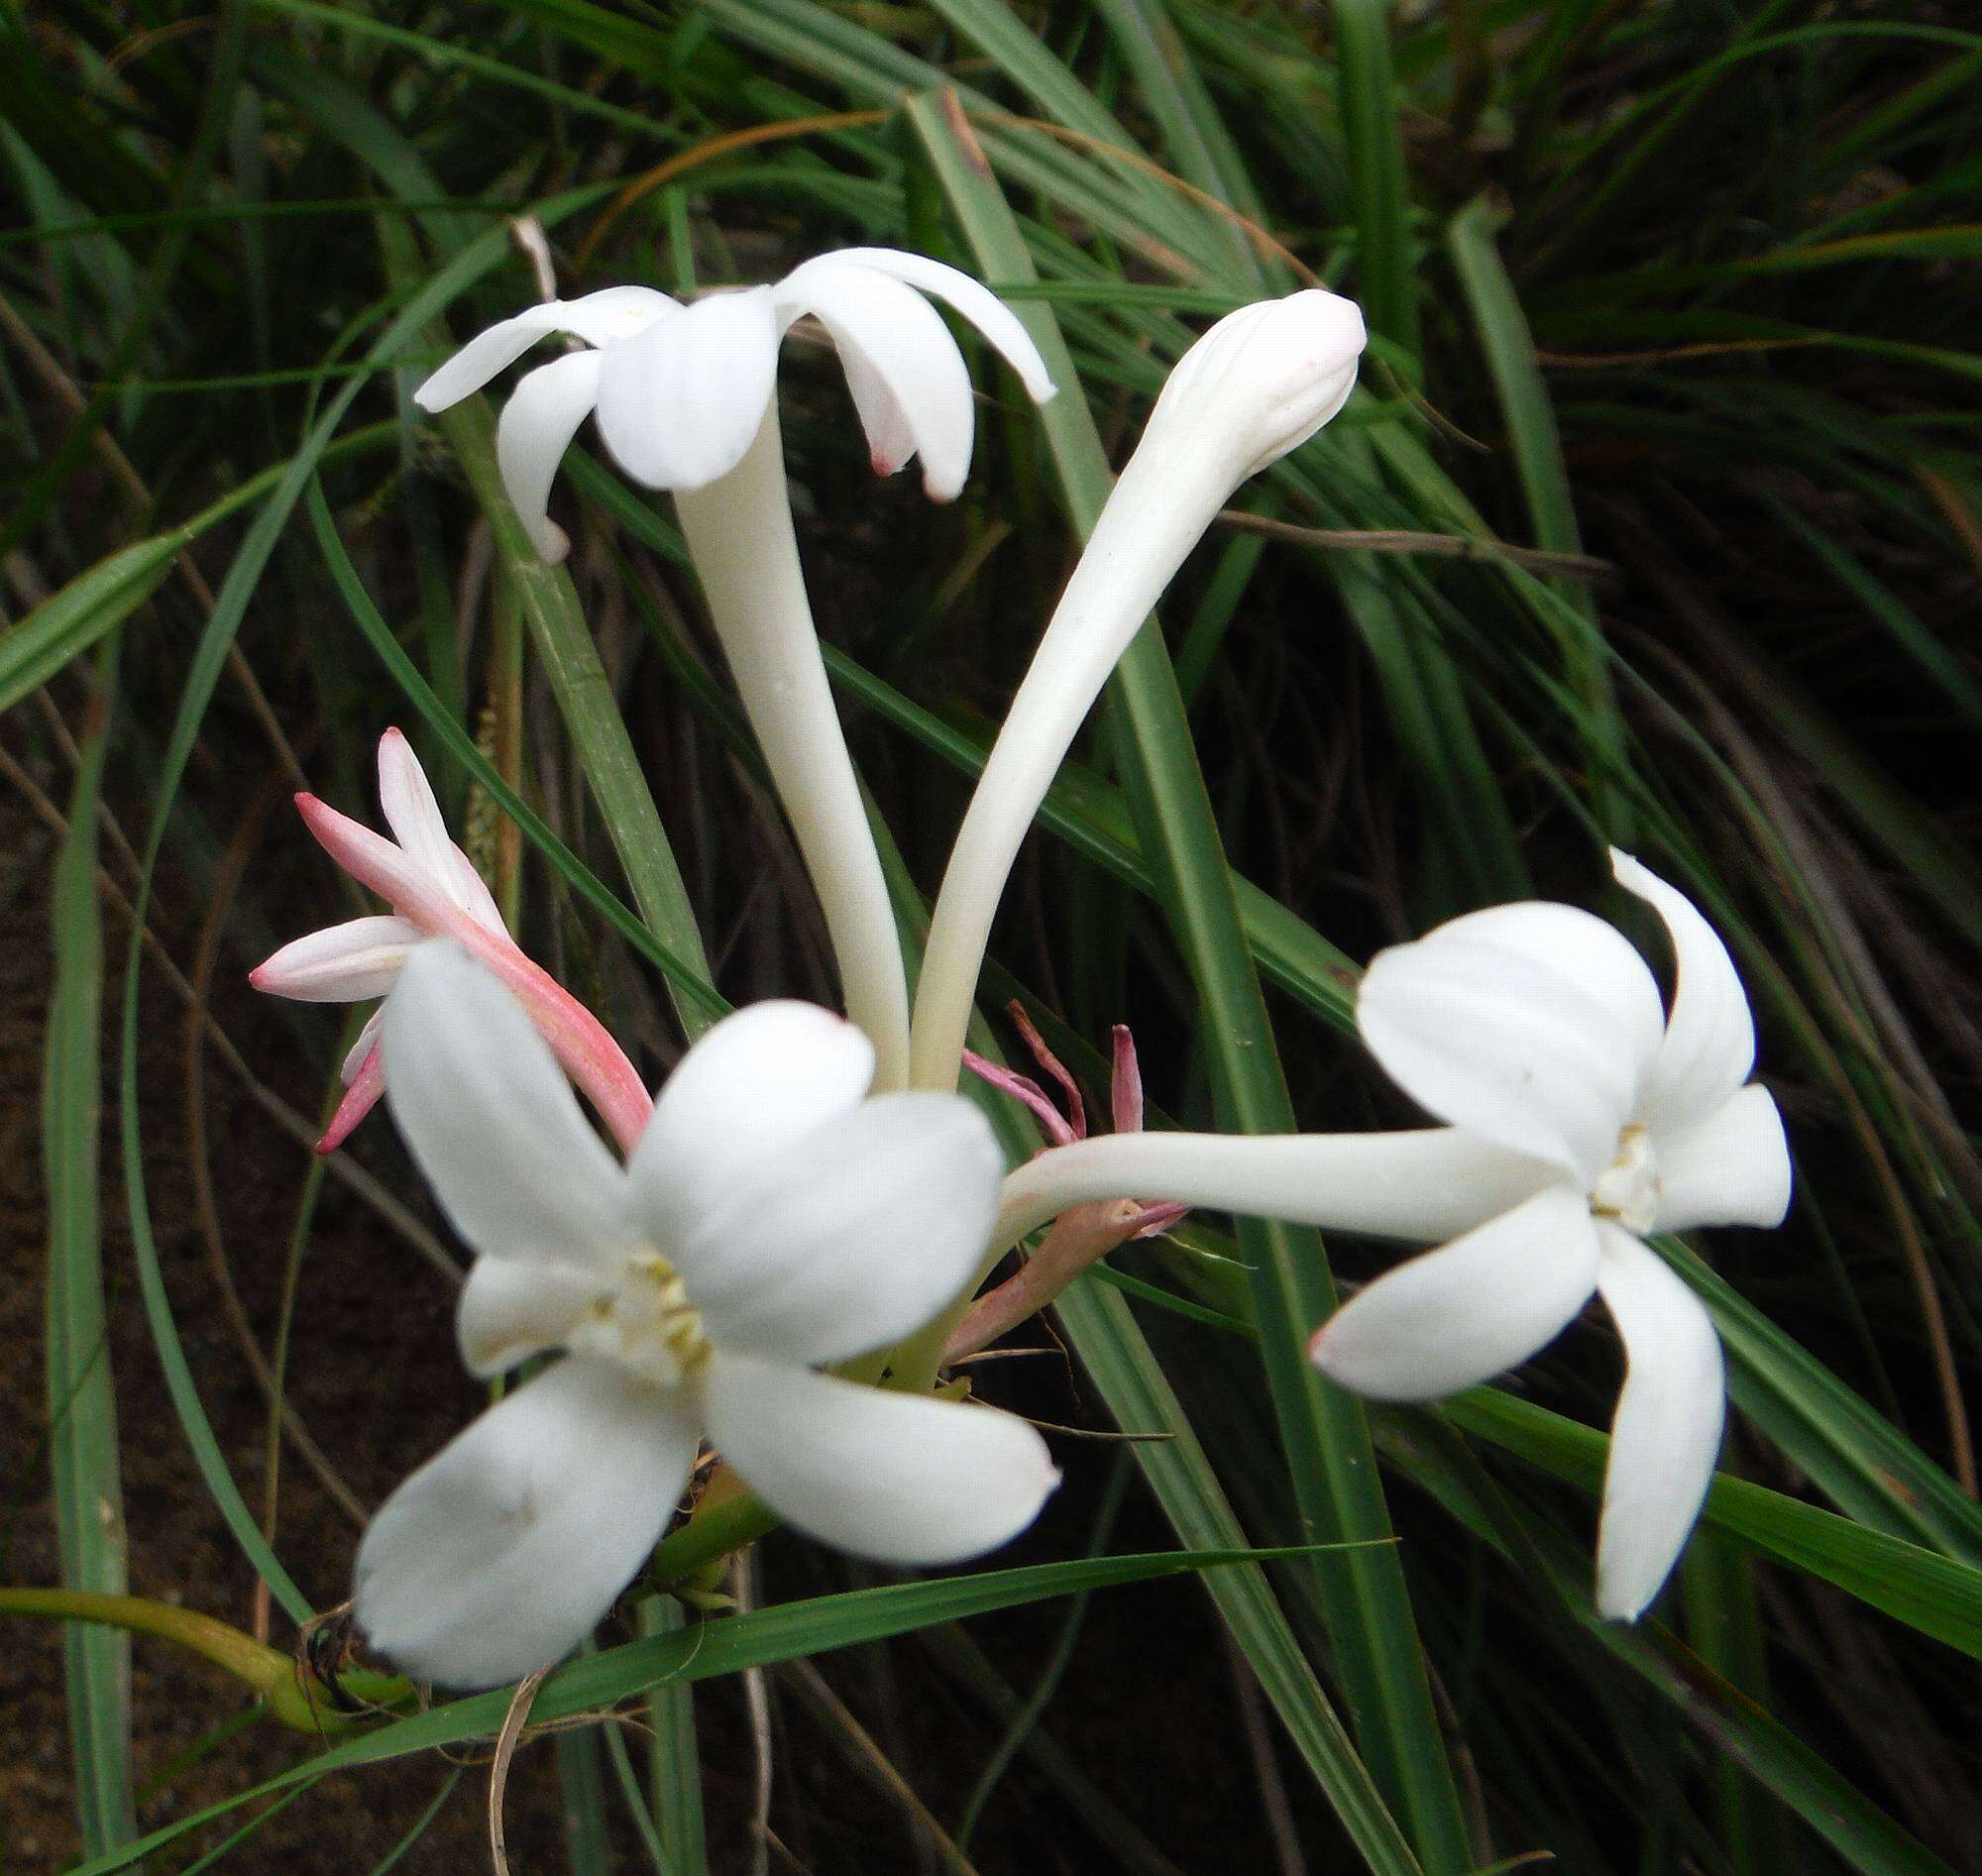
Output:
[
  {"xmin": 1611, "ymin": 850, "xmax": 1758, "ymax": 1135},
  {"xmin": 1359, "ymin": 902, "xmax": 1666, "ymax": 1180},
  {"xmin": 250, "ymin": 915, "xmax": 418, "ymax": 1002},
  {"xmin": 1593, "ymin": 1225, "xmax": 1725, "ymax": 1620},
  {"xmin": 383, "ymin": 943, "xmax": 625, "ymax": 1267},
  {"xmin": 678, "ymin": 1093, "xmax": 1002, "ymax": 1365},
  {"xmin": 414, "ymin": 303, "xmax": 574, "ymax": 413},
  {"xmin": 626, "ymin": 1000, "xmax": 874, "ymax": 1238},
  {"xmin": 777, "ymin": 262, "xmax": 976, "ymax": 498},
  {"xmin": 353, "ymin": 1358, "xmax": 696, "ymax": 1688},
  {"xmin": 1309, "ymin": 1185, "xmax": 1601, "ymax": 1400},
  {"xmin": 595, "ymin": 286, "xmax": 779, "ymax": 491},
  {"xmin": 1650, "ymin": 1083, "xmax": 1792, "ymax": 1234},
  {"xmin": 496, "ymin": 351, "xmax": 603, "ymax": 562},
  {"xmin": 802, "ymin": 249, "xmax": 1056, "ymax": 404},
  {"xmin": 457, "ymin": 1254, "xmax": 604, "ymax": 1377},
  {"xmin": 705, "ymin": 1352, "xmax": 1058, "ymax": 1563},
  {"xmin": 413, "ymin": 287, "xmax": 675, "ymax": 415}
]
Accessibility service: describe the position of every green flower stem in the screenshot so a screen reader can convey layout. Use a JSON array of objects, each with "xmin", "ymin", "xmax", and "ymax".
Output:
[{"xmin": 0, "ymin": 1589, "xmax": 408, "ymax": 1733}]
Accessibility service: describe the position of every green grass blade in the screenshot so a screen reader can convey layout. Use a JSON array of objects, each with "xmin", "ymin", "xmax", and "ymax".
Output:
[
  {"xmin": 1330, "ymin": 0, "xmax": 1419, "ymax": 360},
  {"xmin": 907, "ymin": 89, "xmax": 1471, "ymax": 1872},
  {"xmin": 45, "ymin": 637, "xmax": 135, "ymax": 1858},
  {"xmin": 1447, "ymin": 191, "xmax": 1626, "ymax": 840},
  {"xmin": 67, "ymin": 1545, "xmax": 1369, "ymax": 1876},
  {"xmin": 640, "ymin": 1597, "xmax": 709, "ymax": 1876}
]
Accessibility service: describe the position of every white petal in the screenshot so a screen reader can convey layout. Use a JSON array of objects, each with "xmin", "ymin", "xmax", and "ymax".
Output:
[
  {"xmin": 413, "ymin": 288, "xmax": 675, "ymax": 413},
  {"xmin": 342, "ymin": 1006, "xmax": 386, "ymax": 1086},
  {"xmin": 704, "ymin": 1353, "xmax": 1057, "ymax": 1563},
  {"xmin": 251, "ymin": 915, "xmax": 417, "ymax": 1002},
  {"xmin": 383, "ymin": 943, "xmax": 626, "ymax": 1267},
  {"xmin": 1610, "ymin": 850, "xmax": 1758, "ymax": 1135},
  {"xmin": 457, "ymin": 1254, "xmax": 603, "ymax": 1377},
  {"xmin": 595, "ymin": 286, "xmax": 779, "ymax": 491},
  {"xmin": 414, "ymin": 303, "xmax": 571, "ymax": 413},
  {"xmin": 800, "ymin": 249, "xmax": 1057, "ymax": 404},
  {"xmin": 376, "ymin": 728, "xmax": 459, "ymax": 889},
  {"xmin": 1593, "ymin": 1226, "xmax": 1725, "ymax": 1620},
  {"xmin": 778, "ymin": 263, "xmax": 975, "ymax": 498},
  {"xmin": 552, "ymin": 283, "xmax": 677, "ymax": 350},
  {"xmin": 625, "ymin": 1000, "xmax": 874, "ymax": 1239},
  {"xmin": 353, "ymin": 1358, "xmax": 696, "ymax": 1688},
  {"xmin": 496, "ymin": 351, "xmax": 602, "ymax": 562},
  {"xmin": 677, "ymin": 1093, "xmax": 1002, "ymax": 1365},
  {"xmin": 1359, "ymin": 902, "xmax": 1666, "ymax": 1180},
  {"xmin": 1309, "ymin": 1185, "xmax": 1601, "ymax": 1400},
  {"xmin": 1650, "ymin": 1083, "xmax": 1792, "ymax": 1233}
]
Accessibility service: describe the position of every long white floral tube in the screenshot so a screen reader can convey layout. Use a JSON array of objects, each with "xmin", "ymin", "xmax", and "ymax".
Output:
[
  {"xmin": 674, "ymin": 408, "xmax": 911, "ymax": 1088},
  {"xmin": 908, "ymin": 291, "xmax": 1366, "ymax": 1089},
  {"xmin": 993, "ymin": 1126, "xmax": 1555, "ymax": 1256}
]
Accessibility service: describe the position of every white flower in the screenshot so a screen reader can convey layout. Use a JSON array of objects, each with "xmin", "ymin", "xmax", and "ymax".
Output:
[
  {"xmin": 413, "ymin": 248, "xmax": 1056, "ymax": 561},
  {"xmin": 250, "ymin": 729, "xmax": 650, "ymax": 1154},
  {"xmin": 992, "ymin": 852, "xmax": 1790, "ymax": 1618},
  {"xmin": 909, "ymin": 289, "xmax": 1366, "ymax": 1089},
  {"xmin": 354, "ymin": 943, "xmax": 1058, "ymax": 1690},
  {"xmin": 1309, "ymin": 848, "xmax": 1789, "ymax": 1617}
]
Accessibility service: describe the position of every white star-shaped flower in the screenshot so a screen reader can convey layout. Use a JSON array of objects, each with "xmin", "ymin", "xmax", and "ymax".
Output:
[
  {"xmin": 1309, "ymin": 851, "xmax": 1791, "ymax": 1616},
  {"xmin": 354, "ymin": 944, "xmax": 1058, "ymax": 1689},
  {"xmin": 413, "ymin": 248, "xmax": 1055, "ymax": 560}
]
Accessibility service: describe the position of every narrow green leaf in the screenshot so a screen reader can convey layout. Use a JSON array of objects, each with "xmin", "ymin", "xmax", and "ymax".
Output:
[
  {"xmin": 66, "ymin": 1546, "xmax": 1366, "ymax": 1876},
  {"xmin": 45, "ymin": 638, "xmax": 134, "ymax": 1857}
]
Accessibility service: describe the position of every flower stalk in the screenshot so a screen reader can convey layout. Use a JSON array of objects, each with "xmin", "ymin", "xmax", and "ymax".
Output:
[
  {"xmin": 908, "ymin": 291, "xmax": 1365, "ymax": 1089},
  {"xmin": 674, "ymin": 407, "xmax": 911, "ymax": 1086},
  {"xmin": 0, "ymin": 1588, "xmax": 407, "ymax": 1732}
]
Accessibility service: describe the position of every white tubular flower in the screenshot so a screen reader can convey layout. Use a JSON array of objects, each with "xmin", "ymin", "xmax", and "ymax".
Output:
[
  {"xmin": 992, "ymin": 853, "xmax": 1790, "ymax": 1620},
  {"xmin": 354, "ymin": 943, "xmax": 1058, "ymax": 1690},
  {"xmin": 250, "ymin": 728, "xmax": 649, "ymax": 1155},
  {"xmin": 413, "ymin": 249, "xmax": 1055, "ymax": 556},
  {"xmin": 909, "ymin": 289, "xmax": 1367, "ymax": 1089},
  {"xmin": 416, "ymin": 249, "xmax": 1053, "ymax": 1092}
]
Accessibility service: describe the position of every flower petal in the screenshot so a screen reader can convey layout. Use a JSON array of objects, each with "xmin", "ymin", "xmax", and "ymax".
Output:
[
  {"xmin": 457, "ymin": 1255, "xmax": 602, "ymax": 1377},
  {"xmin": 496, "ymin": 351, "xmax": 602, "ymax": 563},
  {"xmin": 625, "ymin": 1000, "xmax": 873, "ymax": 1239},
  {"xmin": 413, "ymin": 287, "xmax": 674, "ymax": 413},
  {"xmin": 294, "ymin": 793, "xmax": 461, "ymax": 931},
  {"xmin": 1309, "ymin": 1184, "xmax": 1601, "ymax": 1400},
  {"xmin": 1650, "ymin": 1083, "xmax": 1792, "ymax": 1233},
  {"xmin": 1359, "ymin": 902, "xmax": 1666, "ymax": 1180},
  {"xmin": 551, "ymin": 283, "xmax": 677, "ymax": 350},
  {"xmin": 1593, "ymin": 1226, "xmax": 1725, "ymax": 1620},
  {"xmin": 594, "ymin": 286, "xmax": 779, "ymax": 491},
  {"xmin": 353, "ymin": 1358, "xmax": 695, "ymax": 1688},
  {"xmin": 376, "ymin": 729, "xmax": 460, "ymax": 890},
  {"xmin": 341, "ymin": 1007, "xmax": 385, "ymax": 1086},
  {"xmin": 802, "ymin": 249, "xmax": 1057, "ymax": 404},
  {"xmin": 250, "ymin": 915, "xmax": 417, "ymax": 1003},
  {"xmin": 778, "ymin": 263, "xmax": 975, "ymax": 499},
  {"xmin": 704, "ymin": 1352, "xmax": 1058, "ymax": 1563},
  {"xmin": 677, "ymin": 1092, "xmax": 1003, "ymax": 1365},
  {"xmin": 383, "ymin": 942, "xmax": 626, "ymax": 1267},
  {"xmin": 413, "ymin": 303, "xmax": 573, "ymax": 413},
  {"xmin": 1610, "ymin": 850, "xmax": 1758, "ymax": 1135}
]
